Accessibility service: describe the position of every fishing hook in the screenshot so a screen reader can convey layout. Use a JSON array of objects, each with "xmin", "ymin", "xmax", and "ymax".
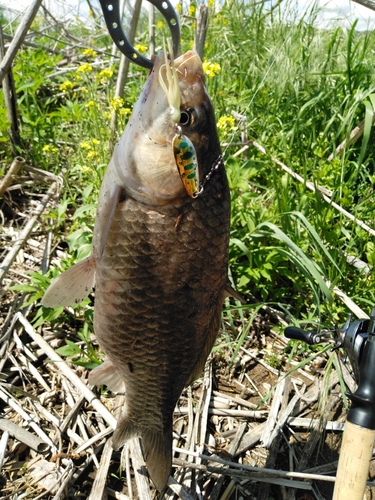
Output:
[{"xmin": 99, "ymin": 0, "xmax": 180, "ymax": 69}]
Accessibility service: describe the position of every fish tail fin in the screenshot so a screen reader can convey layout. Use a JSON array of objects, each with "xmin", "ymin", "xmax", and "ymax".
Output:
[
  {"xmin": 142, "ymin": 427, "xmax": 172, "ymax": 491},
  {"xmin": 113, "ymin": 419, "xmax": 172, "ymax": 491}
]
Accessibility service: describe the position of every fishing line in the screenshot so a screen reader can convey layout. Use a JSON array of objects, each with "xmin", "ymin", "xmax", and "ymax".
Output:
[{"xmin": 221, "ymin": 21, "xmax": 296, "ymax": 159}]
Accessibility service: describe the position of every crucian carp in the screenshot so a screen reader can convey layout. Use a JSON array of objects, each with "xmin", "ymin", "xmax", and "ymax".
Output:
[{"xmin": 42, "ymin": 47, "xmax": 236, "ymax": 491}]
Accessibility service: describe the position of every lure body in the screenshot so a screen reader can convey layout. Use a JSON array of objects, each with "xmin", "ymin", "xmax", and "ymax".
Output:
[{"xmin": 173, "ymin": 132, "xmax": 199, "ymax": 197}]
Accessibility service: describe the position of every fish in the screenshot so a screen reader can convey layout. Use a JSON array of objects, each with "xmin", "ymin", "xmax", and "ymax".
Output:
[{"xmin": 42, "ymin": 49, "xmax": 235, "ymax": 491}]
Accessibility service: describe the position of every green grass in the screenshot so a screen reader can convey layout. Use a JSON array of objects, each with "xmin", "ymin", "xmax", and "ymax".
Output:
[{"xmin": 3, "ymin": 0, "xmax": 375, "ymax": 357}]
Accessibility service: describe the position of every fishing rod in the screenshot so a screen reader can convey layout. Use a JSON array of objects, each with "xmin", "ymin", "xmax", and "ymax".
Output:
[{"xmin": 285, "ymin": 307, "xmax": 375, "ymax": 499}]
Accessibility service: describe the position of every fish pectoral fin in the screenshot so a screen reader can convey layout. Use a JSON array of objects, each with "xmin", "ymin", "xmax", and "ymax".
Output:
[
  {"xmin": 224, "ymin": 280, "xmax": 245, "ymax": 303},
  {"xmin": 113, "ymin": 421, "xmax": 172, "ymax": 492},
  {"xmin": 41, "ymin": 256, "xmax": 96, "ymax": 308},
  {"xmin": 88, "ymin": 358, "xmax": 125, "ymax": 393}
]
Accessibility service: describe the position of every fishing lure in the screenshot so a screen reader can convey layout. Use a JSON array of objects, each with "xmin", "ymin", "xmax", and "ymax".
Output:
[
  {"xmin": 173, "ymin": 129, "xmax": 199, "ymax": 198},
  {"xmin": 159, "ymin": 38, "xmax": 200, "ymax": 198}
]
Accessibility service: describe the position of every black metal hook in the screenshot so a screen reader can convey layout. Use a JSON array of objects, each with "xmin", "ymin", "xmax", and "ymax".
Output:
[{"xmin": 99, "ymin": 0, "xmax": 180, "ymax": 69}]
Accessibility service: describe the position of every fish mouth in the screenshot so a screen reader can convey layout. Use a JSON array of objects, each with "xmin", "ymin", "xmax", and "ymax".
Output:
[{"xmin": 141, "ymin": 50, "xmax": 205, "ymax": 145}]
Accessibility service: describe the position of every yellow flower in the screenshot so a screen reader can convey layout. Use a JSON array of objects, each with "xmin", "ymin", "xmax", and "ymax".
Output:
[
  {"xmin": 76, "ymin": 62, "xmax": 93, "ymax": 74},
  {"xmin": 103, "ymin": 111, "xmax": 112, "ymax": 119},
  {"xmin": 134, "ymin": 44, "xmax": 147, "ymax": 54},
  {"xmin": 217, "ymin": 115, "xmax": 236, "ymax": 134},
  {"xmin": 208, "ymin": 0, "xmax": 214, "ymax": 7},
  {"xmin": 60, "ymin": 80, "xmax": 73, "ymax": 92},
  {"xmin": 87, "ymin": 150, "xmax": 98, "ymax": 160},
  {"xmin": 92, "ymin": 138, "xmax": 100, "ymax": 145},
  {"xmin": 202, "ymin": 61, "xmax": 221, "ymax": 78},
  {"xmin": 85, "ymin": 100, "xmax": 95, "ymax": 108},
  {"xmin": 42, "ymin": 144, "xmax": 58, "ymax": 153},
  {"xmin": 175, "ymin": 4, "xmax": 182, "ymax": 12},
  {"xmin": 80, "ymin": 141, "xmax": 92, "ymax": 150},
  {"xmin": 83, "ymin": 47, "xmax": 97, "ymax": 58},
  {"xmin": 81, "ymin": 87, "xmax": 88, "ymax": 93},
  {"xmin": 189, "ymin": 4, "xmax": 196, "ymax": 15},
  {"xmin": 110, "ymin": 96, "xmax": 124, "ymax": 111},
  {"xmin": 119, "ymin": 107, "xmax": 132, "ymax": 116},
  {"xmin": 157, "ymin": 21, "xmax": 163, "ymax": 29},
  {"xmin": 97, "ymin": 68, "xmax": 114, "ymax": 83}
]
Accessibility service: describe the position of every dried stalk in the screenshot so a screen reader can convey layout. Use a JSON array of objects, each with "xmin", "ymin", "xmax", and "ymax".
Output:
[
  {"xmin": 88, "ymin": 438, "xmax": 113, "ymax": 500},
  {"xmin": 193, "ymin": 5, "xmax": 208, "ymax": 59},
  {"xmin": 327, "ymin": 282, "xmax": 369, "ymax": 318},
  {"xmin": 258, "ymin": 377, "xmax": 291, "ymax": 500},
  {"xmin": 0, "ymin": 430, "xmax": 9, "ymax": 472},
  {"xmin": 0, "ymin": 182, "xmax": 58, "ymax": 287},
  {"xmin": 327, "ymin": 113, "xmax": 375, "ymax": 161},
  {"xmin": 51, "ymin": 461, "xmax": 75, "ymax": 500},
  {"xmin": 252, "ymin": 140, "xmax": 375, "ymax": 237},
  {"xmin": 261, "ymin": 377, "xmax": 286, "ymax": 447},
  {"xmin": 0, "ymin": 27, "xmax": 20, "ymax": 152},
  {"xmin": 0, "ymin": 156, "xmax": 25, "ymax": 197},
  {"xmin": 166, "ymin": 476, "xmax": 194, "ymax": 500},
  {"xmin": 174, "ymin": 457, "xmax": 311, "ymax": 490},
  {"xmin": 17, "ymin": 313, "xmax": 116, "ymax": 429},
  {"xmin": 129, "ymin": 438, "xmax": 152, "ymax": 500},
  {"xmin": 109, "ymin": 0, "xmax": 143, "ymax": 140},
  {"xmin": 0, "ymin": 418, "xmax": 49, "ymax": 453},
  {"xmin": 232, "ymin": 422, "xmax": 266, "ymax": 456},
  {"xmin": 288, "ymin": 417, "xmax": 344, "ymax": 431},
  {"xmin": 0, "ymin": 387, "xmax": 57, "ymax": 452},
  {"xmin": 175, "ymin": 448, "xmax": 368, "ymax": 488},
  {"xmin": 0, "ymin": 0, "xmax": 43, "ymax": 84},
  {"xmin": 174, "ymin": 407, "xmax": 267, "ymax": 418},
  {"xmin": 148, "ymin": 3, "xmax": 155, "ymax": 57}
]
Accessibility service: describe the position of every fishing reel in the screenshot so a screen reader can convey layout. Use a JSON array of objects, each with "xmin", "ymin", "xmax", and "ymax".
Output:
[
  {"xmin": 285, "ymin": 307, "xmax": 375, "ymax": 429},
  {"xmin": 284, "ymin": 313, "xmax": 374, "ymax": 382}
]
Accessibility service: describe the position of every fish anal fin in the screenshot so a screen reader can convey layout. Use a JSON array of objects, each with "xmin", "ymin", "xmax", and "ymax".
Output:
[
  {"xmin": 112, "ymin": 419, "xmax": 172, "ymax": 491},
  {"xmin": 41, "ymin": 256, "xmax": 96, "ymax": 308},
  {"xmin": 88, "ymin": 358, "xmax": 125, "ymax": 393}
]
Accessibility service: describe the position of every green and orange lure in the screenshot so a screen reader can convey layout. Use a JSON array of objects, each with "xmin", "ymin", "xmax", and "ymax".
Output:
[
  {"xmin": 173, "ymin": 129, "xmax": 200, "ymax": 198},
  {"xmin": 158, "ymin": 38, "xmax": 200, "ymax": 198}
]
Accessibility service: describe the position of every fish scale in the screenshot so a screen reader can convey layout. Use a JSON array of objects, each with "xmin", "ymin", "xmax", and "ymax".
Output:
[{"xmin": 94, "ymin": 181, "xmax": 229, "ymax": 475}]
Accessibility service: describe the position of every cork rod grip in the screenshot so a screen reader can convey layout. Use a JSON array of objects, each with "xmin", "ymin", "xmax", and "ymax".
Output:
[{"xmin": 333, "ymin": 420, "xmax": 375, "ymax": 500}]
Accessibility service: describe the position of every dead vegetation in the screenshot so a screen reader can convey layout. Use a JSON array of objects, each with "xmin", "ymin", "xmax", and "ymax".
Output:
[
  {"xmin": 2, "ymin": 1, "xmax": 375, "ymax": 499},
  {"xmin": 1, "ymin": 172, "xmax": 374, "ymax": 500}
]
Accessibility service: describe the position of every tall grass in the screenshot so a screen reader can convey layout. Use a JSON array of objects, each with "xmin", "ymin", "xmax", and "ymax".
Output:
[{"xmin": 2, "ymin": 0, "xmax": 375, "ymax": 342}]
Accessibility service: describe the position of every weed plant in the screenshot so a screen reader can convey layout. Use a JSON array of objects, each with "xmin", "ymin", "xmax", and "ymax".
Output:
[{"xmin": 2, "ymin": 0, "xmax": 375, "ymax": 361}]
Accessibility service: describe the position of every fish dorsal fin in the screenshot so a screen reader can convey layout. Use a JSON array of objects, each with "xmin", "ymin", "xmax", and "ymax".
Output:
[
  {"xmin": 41, "ymin": 256, "xmax": 96, "ymax": 308},
  {"xmin": 96, "ymin": 184, "xmax": 123, "ymax": 260}
]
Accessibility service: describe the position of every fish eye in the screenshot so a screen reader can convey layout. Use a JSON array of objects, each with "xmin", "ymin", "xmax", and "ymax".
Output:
[{"xmin": 179, "ymin": 107, "xmax": 197, "ymax": 127}]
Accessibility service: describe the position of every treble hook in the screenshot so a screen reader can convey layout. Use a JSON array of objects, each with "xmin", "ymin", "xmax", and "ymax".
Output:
[{"xmin": 98, "ymin": 0, "xmax": 180, "ymax": 69}]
